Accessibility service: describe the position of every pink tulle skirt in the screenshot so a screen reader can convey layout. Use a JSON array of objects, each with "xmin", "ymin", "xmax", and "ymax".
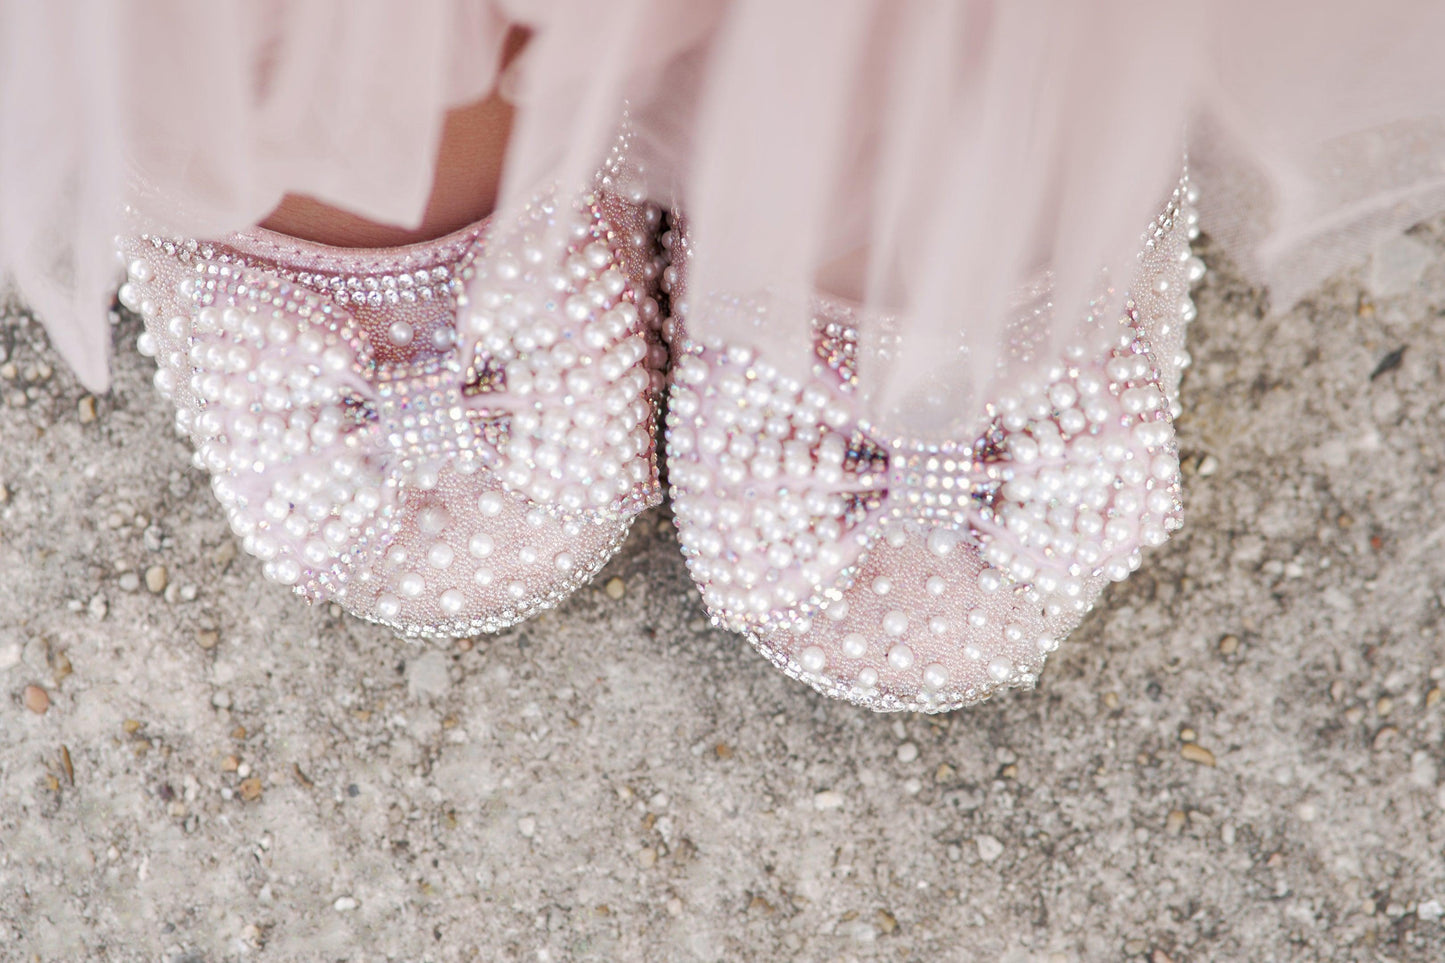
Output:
[{"xmin": 6, "ymin": 1, "xmax": 1445, "ymax": 437}]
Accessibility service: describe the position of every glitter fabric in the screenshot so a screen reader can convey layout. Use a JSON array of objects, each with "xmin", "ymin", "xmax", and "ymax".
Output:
[
  {"xmin": 118, "ymin": 164, "xmax": 668, "ymax": 638},
  {"xmin": 663, "ymin": 178, "xmax": 1201, "ymax": 712}
]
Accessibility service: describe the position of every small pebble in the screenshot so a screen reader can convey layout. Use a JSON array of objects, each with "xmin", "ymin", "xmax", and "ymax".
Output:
[
  {"xmin": 144, "ymin": 565, "xmax": 168, "ymax": 594},
  {"xmin": 77, "ymin": 395, "xmax": 97, "ymax": 424},
  {"xmin": 1218, "ymin": 634, "xmax": 1240, "ymax": 655},
  {"xmin": 517, "ymin": 816, "xmax": 537, "ymax": 838},
  {"xmin": 238, "ymin": 777, "xmax": 263, "ymax": 801},
  {"xmin": 1373, "ymin": 725, "xmax": 1399, "ymax": 751},
  {"xmin": 1410, "ymin": 750, "xmax": 1438, "ymax": 788},
  {"xmin": 896, "ymin": 742, "xmax": 919, "ymax": 763},
  {"xmin": 1165, "ymin": 809, "xmax": 1187, "ymax": 836},
  {"xmin": 211, "ymin": 690, "xmax": 232, "ymax": 709},
  {"xmin": 935, "ymin": 763, "xmax": 956, "ymax": 784},
  {"xmin": 813, "ymin": 790, "xmax": 845, "ymax": 811},
  {"xmin": 604, "ymin": 577, "xmax": 626, "ymax": 600},
  {"xmin": 118, "ymin": 572, "xmax": 140, "ymax": 593},
  {"xmin": 214, "ymin": 541, "xmax": 238, "ymax": 568},
  {"xmin": 1419, "ymin": 899, "xmax": 1444, "ymax": 922},
  {"xmin": 636, "ymin": 847, "xmax": 657, "ymax": 868},
  {"xmin": 88, "ymin": 594, "xmax": 108, "ymax": 621},
  {"xmin": 975, "ymin": 835, "xmax": 1004, "ymax": 863},
  {"xmin": 1428, "ymin": 687, "xmax": 1442, "ymax": 709},
  {"xmin": 1180, "ymin": 743, "xmax": 1216, "ymax": 767},
  {"xmin": 333, "ymin": 897, "xmax": 358, "ymax": 912},
  {"xmin": 196, "ymin": 630, "xmax": 220, "ymax": 650},
  {"xmin": 23, "ymin": 684, "xmax": 49, "ymax": 714},
  {"xmin": 1377, "ymin": 696, "xmax": 1394, "ymax": 717},
  {"xmin": 1196, "ymin": 454, "xmax": 1219, "ymax": 476}
]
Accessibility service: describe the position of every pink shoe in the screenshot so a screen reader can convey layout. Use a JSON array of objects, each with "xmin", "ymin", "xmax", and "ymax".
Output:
[
  {"xmin": 663, "ymin": 179, "xmax": 1200, "ymax": 711},
  {"xmin": 119, "ymin": 159, "xmax": 668, "ymax": 637}
]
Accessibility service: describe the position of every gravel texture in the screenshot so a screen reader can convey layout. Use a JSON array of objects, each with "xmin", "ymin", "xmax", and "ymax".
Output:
[{"xmin": 1, "ymin": 227, "xmax": 1444, "ymax": 962}]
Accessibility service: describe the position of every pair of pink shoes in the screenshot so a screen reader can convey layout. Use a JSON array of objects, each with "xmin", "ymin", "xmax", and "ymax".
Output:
[{"xmin": 118, "ymin": 151, "xmax": 1200, "ymax": 713}]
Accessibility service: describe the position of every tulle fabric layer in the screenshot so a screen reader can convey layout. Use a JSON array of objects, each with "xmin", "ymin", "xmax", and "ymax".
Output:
[{"xmin": 6, "ymin": 1, "xmax": 1445, "ymax": 439}]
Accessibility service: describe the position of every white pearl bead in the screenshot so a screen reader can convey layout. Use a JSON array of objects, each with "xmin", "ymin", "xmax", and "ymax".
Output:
[
  {"xmin": 922, "ymin": 664, "xmax": 950, "ymax": 689},
  {"xmin": 389, "ymin": 321, "xmax": 414, "ymax": 346},
  {"xmin": 440, "ymin": 589, "xmax": 465, "ymax": 614},
  {"xmin": 799, "ymin": 646, "xmax": 827, "ymax": 673},
  {"xmin": 986, "ymin": 657, "xmax": 1014, "ymax": 682},
  {"xmin": 882, "ymin": 611, "xmax": 909, "ymax": 637},
  {"xmin": 841, "ymin": 633, "xmax": 869, "ymax": 659},
  {"xmin": 886, "ymin": 644, "xmax": 914, "ymax": 671},
  {"xmin": 272, "ymin": 558, "xmax": 301, "ymax": 585}
]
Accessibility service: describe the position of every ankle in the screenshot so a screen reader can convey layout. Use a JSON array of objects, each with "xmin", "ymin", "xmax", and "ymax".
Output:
[{"xmin": 260, "ymin": 19, "xmax": 532, "ymax": 248}]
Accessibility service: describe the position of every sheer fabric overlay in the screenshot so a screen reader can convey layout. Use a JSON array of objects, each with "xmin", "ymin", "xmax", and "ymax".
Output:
[{"xmin": 6, "ymin": 1, "xmax": 1445, "ymax": 440}]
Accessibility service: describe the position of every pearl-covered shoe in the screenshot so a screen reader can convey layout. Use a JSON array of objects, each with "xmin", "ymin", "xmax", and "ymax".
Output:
[
  {"xmin": 119, "ymin": 164, "xmax": 668, "ymax": 638},
  {"xmin": 663, "ymin": 179, "xmax": 1201, "ymax": 711}
]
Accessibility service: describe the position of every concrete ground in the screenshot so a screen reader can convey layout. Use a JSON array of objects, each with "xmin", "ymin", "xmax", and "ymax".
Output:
[{"xmin": 1, "ymin": 226, "xmax": 1444, "ymax": 962}]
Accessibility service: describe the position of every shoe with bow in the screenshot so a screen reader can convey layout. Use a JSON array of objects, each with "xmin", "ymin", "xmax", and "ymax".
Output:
[
  {"xmin": 663, "ymin": 178, "xmax": 1201, "ymax": 711},
  {"xmin": 119, "ymin": 153, "xmax": 668, "ymax": 637}
]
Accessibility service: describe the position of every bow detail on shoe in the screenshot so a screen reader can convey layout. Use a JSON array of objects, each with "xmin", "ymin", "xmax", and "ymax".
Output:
[
  {"xmin": 124, "ymin": 188, "xmax": 666, "ymax": 606},
  {"xmin": 667, "ymin": 304, "xmax": 1184, "ymax": 635}
]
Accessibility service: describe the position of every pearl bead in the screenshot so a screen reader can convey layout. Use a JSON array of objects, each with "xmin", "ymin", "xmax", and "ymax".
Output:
[
  {"xmin": 882, "ymin": 611, "xmax": 909, "ymax": 637},
  {"xmin": 986, "ymin": 657, "xmax": 1014, "ymax": 682},
  {"xmin": 428, "ymin": 544, "xmax": 454, "ymax": 569},
  {"xmin": 799, "ymin": 646, "xmax": 827, "ymax": 673},
  {"xmin": 440, "ymin": 589, "xmax": 464, "ymax": 614},
  {"xmin": 922, "ymin": 664, "xmax": 950, "ymax": 689},
  {"xmin": 887, "ymin": 644, "xmax": 915, "ymax": 671},
  {"xmin": 841, "ymin": 633, "xmax": 869, "ymax": 659}
]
